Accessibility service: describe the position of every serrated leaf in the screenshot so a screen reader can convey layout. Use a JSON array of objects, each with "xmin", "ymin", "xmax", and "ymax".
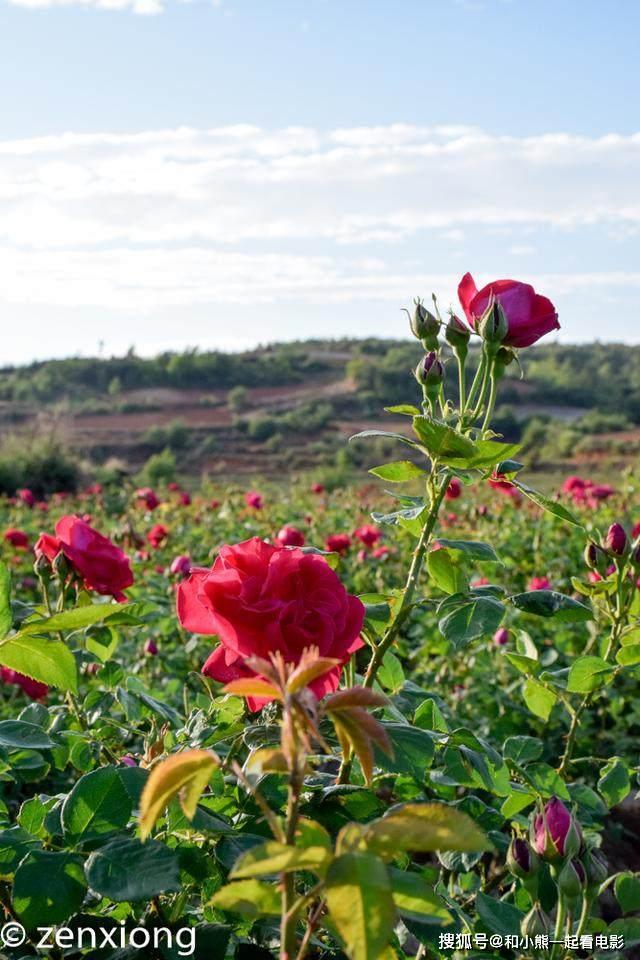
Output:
[
  {"xmin": 434, "ymin": 539, "xmax": 501, "ymax": 563},
  {"xmin": 522, "ymin": 679, "xmax": 557, "ymax": 721},
  {"xmin": 509, "ymin": 591, "xmax": 592, "ymax": 622},
  {"xmin": 567, "ymin": 656, "xmax": 614, "ymax": 694},
  {"xmin": 513, "ymin": 482, "xmax": 583, "ymax": 527},
  {"xmin": 369, "ymin": 460, "xmax": 425, "ymax": 482},
  {"xmin": 139, "ymin": 749, "xmax": 219, "ymax": 840},
  {"xmin": 0, "ymin": 635, "xmax": 78, "ymax": 693},
  {"xmin": 209, "ymin": 879, "xmax": 281, "ymax": 918},
  {"xmin": 325, "ymin": 852, "xmax": 395, "ymax": 960},
  {"xmin": 366, "ymin": 803, "xmax": 490, "ymax": 858},
  {"xmin": 230, "ymin": 840, "xmax": 331, "ymax": 878}
]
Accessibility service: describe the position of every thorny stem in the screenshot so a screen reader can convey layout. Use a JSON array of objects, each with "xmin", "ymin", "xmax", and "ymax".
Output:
[
  {"xmin": 336, "ymin": 468, "xmax": 451, "ymax": 785},
  {"xmin": 558, "ymin": 564, "xmax": 631, "ymax": 775},
  {"xmin": 280, "ymin": 704, "xmax": 305, "ymax": 960}
]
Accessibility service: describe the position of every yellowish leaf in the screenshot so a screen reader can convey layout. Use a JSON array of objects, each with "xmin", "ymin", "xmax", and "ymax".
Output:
[{"xmin": 139, "ymin": 748, "xmax": 219, "ymax": 840}]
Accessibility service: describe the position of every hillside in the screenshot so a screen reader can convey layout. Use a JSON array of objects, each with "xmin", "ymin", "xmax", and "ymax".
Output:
[{"xmin": 0, "ymin": 339, "xmax": 638, "ymax": 490}]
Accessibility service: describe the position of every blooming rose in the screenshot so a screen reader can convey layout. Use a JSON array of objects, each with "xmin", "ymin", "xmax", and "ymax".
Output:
[
  {"xmin": 177, "ymin": 537, "xmax": 365, "ymax": 711},
  {"xmin": 529, "ymin": 576, "xmax": 551, "ymax": 591},
  {"xmin": 458, "ymin": 273, "xmax": 559, "ymax": 348},
  {"xmin": 4, "ymin": 528, "xmax": 29, "ymax": 549},
  {"xmin": 147, "ymin": 524, "xmax": 169, "ymax": 549},
  {"xmin": 310, "ymin": 482, "xmax": 325, "ymax": 494},
  {"xmin": 275, "ymin": 525, "xmax": 306, "ymax": 548},
  {"xmin": 17, "ymin": 488, "xmax": 36, "ymax": 508},
  {"xmin": 325, "ymin": 533, "xmax": 352, "ymax": 555},
  {"xmin": 244, "ymin": 491, "xmax": 264, "ymax": 510},
  {"xmin": 1, "ymin": 667, "xmax": 48, "ymax": 700},
  {"xmin": 353, "ymin": 524, "xmax": 381, "ymax": 548},
  {"xmin": 36, "ymin": 516, "xmax": 133, "ymax": 601},
  {"xmin": 136, "ymin": 487, "xmax": 160, "ymax": 511}
]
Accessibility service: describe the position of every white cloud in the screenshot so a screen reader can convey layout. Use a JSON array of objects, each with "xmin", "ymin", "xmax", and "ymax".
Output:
[{"xmin": 0, "ymin": 123, "xmax": 638, "ymax": 359}]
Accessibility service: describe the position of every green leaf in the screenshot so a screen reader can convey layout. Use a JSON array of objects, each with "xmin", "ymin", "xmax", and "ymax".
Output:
[
  {"xmin": 567, "ymin": 656, "xmax": 614, "ymax": 694},
  {"xmin": 378, "ymin": 652, "xmax": 405, "ymax": 694},
  {"xmin": 0, "ymin": 563, "xmax": 11, "ymax": 638},
  {"xmin": 14, "ymin": 603, "xmax": 142, "ymax": 637},
  {"xmin": 412, "ymin": 416, "xmax": 477, "ymax": 463},
  {"xmin": 509, "ymin": 591, "xmax": 592, "ymax": 622},
  {"xmin": 522, "ymin": 679, "xmax": 557, "ymax": 721},
  {"xmin": 434, "ymin": 539, "xmax": 501, "ymax": 563},
  {"xmin": 350, "ymin": 429, "xmax": 419, "ymax": 450},
  {"xmin": 384, "ymin": 404, "xmax": 421, "ymax": 416},
  {"xmin": 369, "ymin": 460, "xmax": 425, "ymax": 482},
  {"xmin": 616, "ymin": 643, "xmax": 640, "ymax": 666},
  {"xmin": 615, "ymin": 873, "xmax": 640, "ymax": 914},
  {"xmin": 525, "ymin": 762, "xmax": 571, "ymax": 801},
  {"xmin": 513, "ymin": 482, "xmax": 583, "ymax": 527},
  {"xmin": 61, "ymin": 766, "xmax": 134, "ymax": 842},
  {"xmin": 388, "ymin": 868, "xmax": 452, "ymax": 924},
  {"xmin": 85, "ymin": 837, "xmax": 181, "ymax": 901},
  {"xmin": 0, "ymin": 635, "xmax": 78, "ymax": 693},
  {"xmin": 0, "ymin": 826, "xmax": 41, "ymax": 879},
  {"xmin": 366, "ymin": 803, "xmax": 491, "ymax": 858},
  {"xmin": 427, "ymin": 549, "xmax": 469, "ymax": 596},
  {"xmin": 463, "ymin": 439, "xmax": 522, "ymax": 469},
  {"xmin": 598, "ymin": 758, "xmax": 630, "ymax": 808},
  {"xmin": 13, "ymin": 850, "xmax": 86, "ymax": 928},
  {"xmin": 503, "ymin": 736, "xmax": 543, "ymax": 765},
  {"xmin": 374, "ymin": 723, "xmax": 435, "ymax": 780},
  {"xmin": 476, "ymin": 891, "xmax": 524, "ymax": 937},
  {"xmin": 230, "ymin": 840, "xmax": 331, "ymax": 879},
  {"xmin": 325, "ymin": 852, "xmax": 395, "ymax": 960},
  {"xmin": 438, "ymin": 594, "xmax": 504, "ymax": 649},
  {"xmin": 0, "ymin": 721, "xmax": 55, "ymax": 751},
  {"xmin": 209, "ymin": 879, "xmax": 281, "ymax": 918}
]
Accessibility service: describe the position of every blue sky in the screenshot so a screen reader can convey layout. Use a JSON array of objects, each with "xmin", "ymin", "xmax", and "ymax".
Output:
[{"xmin": 0, "ymin": 0, "xmax": 639, "ymax": 362}]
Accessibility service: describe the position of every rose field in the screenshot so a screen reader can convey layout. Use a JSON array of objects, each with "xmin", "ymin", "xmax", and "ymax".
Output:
[{"xmin": 1, "ymin": 276, "xmax": 640, "ymax": 960}]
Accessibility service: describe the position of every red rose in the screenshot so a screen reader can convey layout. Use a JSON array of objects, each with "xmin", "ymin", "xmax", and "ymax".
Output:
[
  {"xmin": 325, "ymin": 533, "xmax": 351, "ymax": 555},
  {"xmin": 310, "ymin": 482, "xmax": 325, "ymax": 494},
  {"xmin": 275, "ymin": 525, "xmax": 306, "ymax": 548},
  {"xmin": 1, "ymin": 667, "xmax": 48, "ymax": 700},
  {"xmin": 458, "ymin": 273, "xmax": 559, "ymax": 348},
  {"xmin": 4, "ymin": 528, "xmax": 29, "ymax": 550},
  {"xmin": 353, "ymin": 524, "xmax": 381, "ymax": 548},
  {"xmin": 34, "ymin": 532, "xmax": 61, "ymax": 563},
  {"xmin": 17, "ymin": 488, "xmax": 36, "ymax": 508},
  {"xmin": 244, "ymin": 491, "xmax": 264, "ymax": 510},
  {"xmin": 529, "ymin": 576, "xmax": 551, "ymax": 591},
  {"xmin": 445, "ymin": 478, "xmax": 462, "ymax": 500},
  {"xmin": 38, "ymin": 516, "xmax": 133, "ymax": 601},
  {"xmin": 147, "ymin": 524, "xmax": 169, "ymax": 549},
  {"xmin": 135, "ymin": 487, "xmax": 160, "ymax": 511},
  {"xmin": 177, "ymin": 537, "xmax": 365, "ymax": 711}
]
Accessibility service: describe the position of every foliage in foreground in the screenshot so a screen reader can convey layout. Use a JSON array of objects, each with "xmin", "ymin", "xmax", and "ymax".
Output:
[{"xmin": 0, "ymin": 276, "xmax": 639, "ymax": 959}]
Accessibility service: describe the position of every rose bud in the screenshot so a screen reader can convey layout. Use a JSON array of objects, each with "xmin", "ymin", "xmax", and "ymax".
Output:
[
  {"xmin": 170, "ymin": 555, "xmax": 192, "ymax": 577},
  {"xmin": 532, "ymin": 797, "xmax": 580, "ymax": 861},
  {"xmin": 415, "ymin": 352, "xmax": 444, "ymax": 395},
  {"xmin": 604, "ymin": 522, "xmax": 628, "ymax": 558},
  {"xmin": 410, "ymin": 299, "xmax": 440, "ymax": 350},
  {"xmin": 584, "ymin": 540, "xmax": 601, "ymax": 571},
  {"xmin": 144, "ymin": 639, "xmax": 159, "ymax": 656},
  {"xmin": 507, "ymin": 837, "xmax": 539, "ymax": 880},
  {"xmin": 584, "ymin": 847, "xmax": 608, "ymax": 892},
  {"xmin": 493, "ymin": 627, "xmax": 509, "ymax": 647},
  {"xmin": 558, "ymin": 859, "xmax": 585, "ymax": 901},
  {"xmin": 445, "ymin": 478, "xmax": 462, "ymax": 500},
  {"xmin": 521, "ymin": 904, "xmax": 551, "ymax": 940},
  {"xmin": 444, "ymin": 312, "xmax": 470, "ymax": 353},
  {"xmin": 478, "ymin": 299, "xmax": 509, "ymax": 344},
  {"xmin": 276, "ymin": 525, "xmax": 306, "ymax": 548}
]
